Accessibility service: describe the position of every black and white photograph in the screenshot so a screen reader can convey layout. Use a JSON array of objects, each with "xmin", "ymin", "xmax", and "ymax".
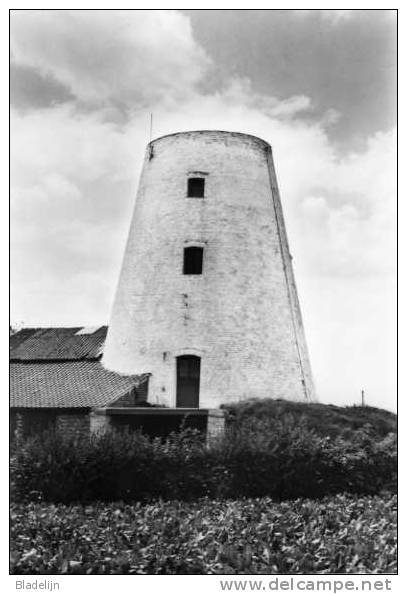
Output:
[{"xmin": 10, "ymin": 8, "xmax": 397, "ymax": 581}]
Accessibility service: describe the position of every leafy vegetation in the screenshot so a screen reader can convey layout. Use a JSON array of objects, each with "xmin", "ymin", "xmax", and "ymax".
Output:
[
  {"xmin": 221, "ymin": 416, "xmax": 396, "ymax": 500},
  {"xmin": 10, "ymin": 493, "xmax": 397, "ymax": 574},
  {"xmin": 222, "ymin": 399, "xmax": 397, "ymax": 440},
  {"xmin": 11, "ymin": 413, "xmax": 396, "ymax": 503}
]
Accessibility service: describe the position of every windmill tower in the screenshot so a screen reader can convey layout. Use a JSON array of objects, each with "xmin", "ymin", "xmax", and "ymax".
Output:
[{"xmin": 103, "ymin": 131, "xmax": 316, "ymax": 407}]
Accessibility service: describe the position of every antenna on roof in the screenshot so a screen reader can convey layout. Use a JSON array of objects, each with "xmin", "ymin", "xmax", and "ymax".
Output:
[{"xmin": 148, "ymin": 113, "xmax": 155, "ymax": 160}]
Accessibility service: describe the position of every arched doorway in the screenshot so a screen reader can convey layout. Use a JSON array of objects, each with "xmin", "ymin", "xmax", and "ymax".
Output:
[{"xmin": 176, "ymin": 355, "xmax": 200, "ymax": 408}]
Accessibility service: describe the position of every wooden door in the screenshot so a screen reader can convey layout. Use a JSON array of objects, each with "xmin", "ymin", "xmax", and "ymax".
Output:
[{"xmin": 176, "ymin": 355, "xmax": 200, "ymax": 408}]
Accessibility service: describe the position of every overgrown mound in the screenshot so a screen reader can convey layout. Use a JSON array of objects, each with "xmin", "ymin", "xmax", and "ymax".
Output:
[{"xmin": 222, "ymin": 399, "xmax": 397, "ymax": 440}]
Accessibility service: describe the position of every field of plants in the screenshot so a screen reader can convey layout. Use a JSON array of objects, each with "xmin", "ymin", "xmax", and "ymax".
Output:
[{"xmin": 10, "ymin": 493, "xmax": 396, "ymax": 574}]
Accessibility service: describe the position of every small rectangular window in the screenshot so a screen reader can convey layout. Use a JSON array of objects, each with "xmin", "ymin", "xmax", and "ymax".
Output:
[
  {"xmin": 183, "ymin": 246, "xmax": 203, "ymax": 275},
  {"xmin": 187, "ymin": 177, "xmax": 205, "ymax": 198}
]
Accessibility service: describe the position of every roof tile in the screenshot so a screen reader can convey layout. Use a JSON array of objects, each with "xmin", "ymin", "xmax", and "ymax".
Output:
[
  {"xmin": 10, "ymin": 361, "xmax": 147, "ymax": 409},
  {"xmin": 10, "ymin": 327, "xmax": 108, "ymax": 361}
]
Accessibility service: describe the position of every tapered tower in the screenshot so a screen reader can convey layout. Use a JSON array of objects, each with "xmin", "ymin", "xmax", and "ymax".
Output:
[{"xmin": 103, "ymin": 131, "xmax": 315, "ymax": 407}]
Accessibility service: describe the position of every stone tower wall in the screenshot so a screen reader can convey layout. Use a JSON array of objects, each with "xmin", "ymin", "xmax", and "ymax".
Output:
[{"xmin": 102, "ymin": 131, "xmax": 316, "ymax": 406}]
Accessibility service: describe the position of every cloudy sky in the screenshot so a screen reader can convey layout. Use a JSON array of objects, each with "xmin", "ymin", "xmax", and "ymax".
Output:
[{"xmin": 10, "ymin": 9, "xmax": 396, "ymax": 410}]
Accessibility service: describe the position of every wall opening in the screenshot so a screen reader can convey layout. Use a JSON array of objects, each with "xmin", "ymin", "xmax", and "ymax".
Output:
[
  {"xmin": 176, "ymin": 355, "xmax": 200, "ymax": 408},
  {"xmin": 183, "ymin": 246, "xmax": 203, "ymax": 275},
  {"xmin": 187, "ymin": 177, "xmax": 205, "ymax": 198}
]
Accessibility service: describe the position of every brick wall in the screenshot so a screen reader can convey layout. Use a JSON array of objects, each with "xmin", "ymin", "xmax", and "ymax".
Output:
[
  {"xmin": 103, "ymin": 131, "xmax": 316, "ymax": 407},
  {"xmin": 10, "ymin": 407, "xmax": 223, "ymax": 443},
  {"xmin": 56, "ymin": 413, "xmax": 89, "ymax": 439},
  {"xmin": 10, "ymin": 409, "xmax": 89, "ymax": 441},
  {"xmin": 206, "ymin": 410, "xmax": 226, "ymax": 445}
]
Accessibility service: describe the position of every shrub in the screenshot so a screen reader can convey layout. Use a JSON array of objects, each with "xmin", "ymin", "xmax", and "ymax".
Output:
[
  {"xmin": 10, "ymin": 428, "xmax": 224, "ymax": 503},
  {"xmin": 218, "ymin": 416, "xmax": 396, "ymax": 500},
  {"xmin": 11, "ymin": 413, "xmax": 396, "ymax": 504},
  {"xmin": 222, "ymin": 398, "xmax": 397, "ymax": 440}
]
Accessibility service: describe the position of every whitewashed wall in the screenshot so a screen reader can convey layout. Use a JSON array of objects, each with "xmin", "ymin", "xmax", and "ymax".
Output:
[{"xmin": 103, "ymin": 131, "xmax": 316, "ymax": 406}]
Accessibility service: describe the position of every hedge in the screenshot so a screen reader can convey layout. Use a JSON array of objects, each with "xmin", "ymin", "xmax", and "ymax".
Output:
[{"xmin": 10, "ymin": 414, "xmax": 396, "ymax": 503}]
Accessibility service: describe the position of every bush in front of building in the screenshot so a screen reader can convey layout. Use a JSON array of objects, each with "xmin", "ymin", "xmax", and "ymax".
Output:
[
  {"xmin": 221, "ymin": 415, "xmax": 396, "ymax": 499},
  {"xmin": 10, "ymin": 416, "xmax": 396, "ymax": 504},
  {"xmin": 10, "ymin": 427, "xmax": 224, "ymax": 503}
]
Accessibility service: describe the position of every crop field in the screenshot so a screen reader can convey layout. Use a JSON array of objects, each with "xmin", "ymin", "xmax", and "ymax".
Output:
[{"xmin": 10, "ymin": 493, "xmax": 396, "ymax": 575}]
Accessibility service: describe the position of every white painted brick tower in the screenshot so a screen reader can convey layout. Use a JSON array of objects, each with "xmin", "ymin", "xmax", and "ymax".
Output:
[{"xmin": 103, "ymin": 131, "xmax": 316, "ymax": 407}]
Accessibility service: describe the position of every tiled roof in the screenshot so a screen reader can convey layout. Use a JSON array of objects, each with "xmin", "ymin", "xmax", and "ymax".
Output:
[
  {"xmin": 10, "ymin": 361, "xmax": 146, "ymax": 409},
  {"xmin": 10, "ymin": 327, "xmax": 108, "ymax": 361}
]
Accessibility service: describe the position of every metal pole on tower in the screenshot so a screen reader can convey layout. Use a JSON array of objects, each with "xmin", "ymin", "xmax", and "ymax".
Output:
[{"xmin": 361, "ymin": 389, "xmax": 365, "ymax": 407}]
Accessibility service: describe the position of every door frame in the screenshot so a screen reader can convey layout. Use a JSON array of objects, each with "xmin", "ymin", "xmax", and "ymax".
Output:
[
  {"xmin": 172, "ymin": 348, "xmax": 204, "ymax": 408},
  {"xmin": 176, "ymin": 354, "xmax": 201, "ymax": 408}
]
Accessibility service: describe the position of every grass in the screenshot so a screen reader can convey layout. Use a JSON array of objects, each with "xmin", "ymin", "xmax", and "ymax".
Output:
[
  {"xmin": 10, "ymin": 493, "xmax": 396, "ymax": 575},
  {"xmin": 222, "ymin": 399, "xmax": 397, "ymax": 440}
]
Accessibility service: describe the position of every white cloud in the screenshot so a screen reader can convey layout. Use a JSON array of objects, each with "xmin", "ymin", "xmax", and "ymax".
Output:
[
  {"xmin": 11, "ymin": 10, "xmax": 210, "ymax": 110},
  {"xmin": 293, "ymin": 10, "xmax": 354, "ymax": 24},
  {"xmin": 267, "ymin": 95, "xmax": 312, "ymax": 117},
  {"xmin": 292, "ymin": 129, "xmax": 396, "ymax": 278},
  {"xmin": 320, "ymin": 10, "xmax": 354, "ymax": 23}
]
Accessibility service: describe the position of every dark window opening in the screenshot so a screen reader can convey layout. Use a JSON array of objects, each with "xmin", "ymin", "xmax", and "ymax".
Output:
[
  {"xmin": 183, "ymin": 246, "xmax": 203, "ymax": 275},
  {"xmin": 187, "ymin": 177, "xmax": 205, "ymax": 198}
]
